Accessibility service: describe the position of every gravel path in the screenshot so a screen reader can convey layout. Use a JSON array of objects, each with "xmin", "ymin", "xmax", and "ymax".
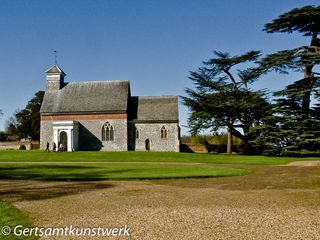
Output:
[
  {"xmin": 287, "ymin": 160, "xmax": 320, "ymax": 167},
  {"xmin": 1, "ymin": 165, "xmax": 320, "ymax": 240}
]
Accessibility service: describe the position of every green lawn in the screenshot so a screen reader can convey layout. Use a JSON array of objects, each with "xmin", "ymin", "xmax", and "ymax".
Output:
[
  {"xmin": 0, "ymin": 163, "xmax": 250, "ymax": 180},
  {"xmin": 0, "ymin": 200, "xmax": 37, "ymax": 240},
  {"xmin": 0, "ymin": 150, "xmax": 318, "ymax": 181},
  {"xmin": 0, "ymin": 150, "xmax": 319, "ymax": 165}
]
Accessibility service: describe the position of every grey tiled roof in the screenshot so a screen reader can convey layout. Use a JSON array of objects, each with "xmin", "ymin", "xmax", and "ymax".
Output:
[
  {"xmin": 129, "ymin": 96, "xmax": 179, "ymax": 122},
  {"xmin": 45, "ymin": 65, "xmax": 66, "ymax": 76},
  {"xmin": 40, "ymin": 80, "xmax": 130, "ymax": 114}
]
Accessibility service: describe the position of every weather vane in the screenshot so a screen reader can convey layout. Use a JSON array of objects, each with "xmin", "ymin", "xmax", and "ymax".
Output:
[{"xmin": 54, "ymin": 50, "xmax": 57, "ymax": 65}]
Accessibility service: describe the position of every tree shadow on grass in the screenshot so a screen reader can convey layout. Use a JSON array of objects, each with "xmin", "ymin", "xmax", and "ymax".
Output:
[
  {"xmin": 0, "ymin": 165, "xmax": 117, "ymax": 181},
  {"xmin": 0, "ymin": 165, "xmax": 118, "ymax": 202},
  {"xmin": 0, "ymin": 165, "xmax": 148, "ymax": 181},
  {"xmin": 0, "ymin": 181, "xmax": 113, "ymax": 202}
]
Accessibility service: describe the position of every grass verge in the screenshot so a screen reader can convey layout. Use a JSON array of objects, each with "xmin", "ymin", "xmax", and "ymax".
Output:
[{"xmin": 0, "ymin": 200, "xmax": 37, "ymax": 240}]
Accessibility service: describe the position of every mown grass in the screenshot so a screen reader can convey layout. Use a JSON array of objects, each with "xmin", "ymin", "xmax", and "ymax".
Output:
[
  {"xmin": 0, "ymin": 150, "xmax": 319, "ymax": 165},
  {"xmin": 0, "ymin": 200, "xmax": 37, "ymax": 240},
  {"xmin": 0, "ymin": 163, "xmax": 250, "ymax": 180}
]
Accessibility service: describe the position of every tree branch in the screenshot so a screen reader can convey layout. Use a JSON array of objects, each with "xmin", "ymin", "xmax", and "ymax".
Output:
[{"xmin": 222, "ymin": 69, "xmax": 238, "ymax": 89}]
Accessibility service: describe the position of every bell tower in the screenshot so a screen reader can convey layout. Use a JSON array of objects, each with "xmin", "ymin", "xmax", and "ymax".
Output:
[{"xmin": 45, "ymin": 65, "xmax": 66, "ymax": 91}]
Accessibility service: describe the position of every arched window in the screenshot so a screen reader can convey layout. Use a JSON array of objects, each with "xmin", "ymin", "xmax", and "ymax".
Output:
[
  {"xmin": 102, "ymin": 122, "xmax": 114, "ymax": 141},
  {"xmin": 161, "ymin": 126, "xmax": 168, "ymax": 139},
  {"xmin": 136, "ymin": 129, "xmax": 140, "ymax": 139}
]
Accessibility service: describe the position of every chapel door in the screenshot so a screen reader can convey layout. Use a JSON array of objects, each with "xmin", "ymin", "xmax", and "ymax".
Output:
[
  {"xmin": 60, "ymin": 131, "xmax": 68, "ymax": 151},
  {"xmin": 145, "ymin": 139, "xmax": 150, "ymax": 151}
]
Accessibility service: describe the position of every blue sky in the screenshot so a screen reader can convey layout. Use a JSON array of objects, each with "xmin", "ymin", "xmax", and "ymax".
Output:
[{"xmin": 0, "ymin": 0, "xmax": 319, "ymax": 135}]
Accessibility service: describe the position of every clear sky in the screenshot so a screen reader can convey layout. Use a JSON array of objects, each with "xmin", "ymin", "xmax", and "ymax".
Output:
[{"xmin": 0, "ymin": 0, "xmax": 319, "ymax": 135}]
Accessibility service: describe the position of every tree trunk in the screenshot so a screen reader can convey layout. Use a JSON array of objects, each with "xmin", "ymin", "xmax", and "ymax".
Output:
[
  {"xmin": 227, "ymin": 128, "xmax": 233, "ymax": 154},
  {"xmin": 302, "ymin": 67, "xmax": 312, "ymax": 115},
  {"xmin": 302, "ymin": 32, "xmax": 319, "ymax": 115}
]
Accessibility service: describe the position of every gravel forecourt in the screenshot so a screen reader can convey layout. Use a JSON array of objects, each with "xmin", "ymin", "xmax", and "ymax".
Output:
[{"xmin": 0, "ymin": 163, "xmax": 320, "ymax": 240}]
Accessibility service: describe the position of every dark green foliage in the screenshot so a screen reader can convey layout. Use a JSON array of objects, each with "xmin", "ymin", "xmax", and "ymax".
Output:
[
  {"xmin": 264, "ymin": 5, "xmax": 320, "ymax": 36},
  {"xmin": 182, "ymin": 51, "xmax": 271, "ymax": 154},
  {"xmin": 6, "ymin": 91, "xmax": 44, "ymax": 140},
  {"xmin": 258, "ymin": 47, "xmax": 320, "ymax": 76},
  {"xmin": 258, "ymin": 48, "xmax": 303, "ymax": 74},
  {"xmin": 251, "ymin": 6, "xmax": 320, "ymax": 156},
  {"xmin": 251, "ymin": 78, "xmax": 320, "ymax": 156},
  {"xmin": 261, "ymin": 5, "xmax": 320, "ymax": 116}
]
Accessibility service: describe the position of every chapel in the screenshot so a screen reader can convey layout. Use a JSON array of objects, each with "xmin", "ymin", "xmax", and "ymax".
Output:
[{"xmin": 40, "ymin": 65, "xmax": 180, "ymax": 152}]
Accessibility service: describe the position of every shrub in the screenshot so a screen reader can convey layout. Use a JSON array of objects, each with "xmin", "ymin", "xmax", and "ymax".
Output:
[
  {"xmin": 191, "ymin": 135, "xmax": 209, "ymax": 145},
  {"xmin": 263, "ymin": 149, "xmax": 279, "ymax": 156}
]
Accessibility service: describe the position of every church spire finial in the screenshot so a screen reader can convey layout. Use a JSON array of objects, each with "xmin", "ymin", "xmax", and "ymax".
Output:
[{"xmin": 54, "ymin": 50, "xmax": 57, "ymax": 65}]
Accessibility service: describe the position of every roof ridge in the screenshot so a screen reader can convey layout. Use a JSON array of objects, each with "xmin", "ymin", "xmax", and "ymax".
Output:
[
  {"xmin": 138, "ymin": 95, "xmax": 178, "ymax": 98},
  {"xmin": 67, "ymin": 80, "xmax": 129, "ymax": 85}
]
